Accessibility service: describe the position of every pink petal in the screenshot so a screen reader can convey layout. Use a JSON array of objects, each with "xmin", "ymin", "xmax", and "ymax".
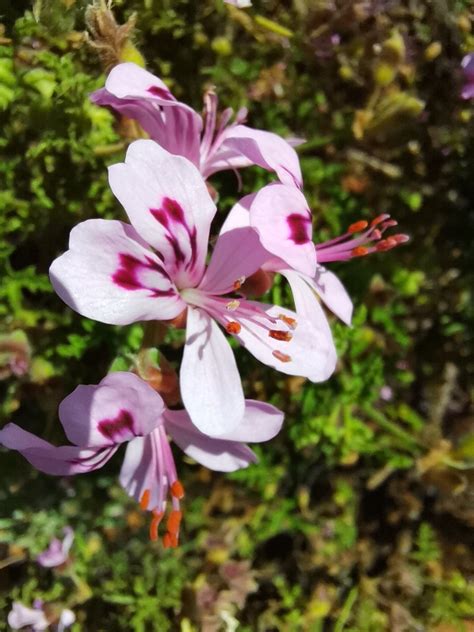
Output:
[
  {"xmin": 120, "ymin": 434, "xmax": 160, "ymax": 509},
  {"xmin": 198, "ymin": 226, "xmax": 270, "ymax": 295},
  {"xmin": 50, "ymin": 219, "xmax": 184, "ymax": 325},
  {"xmin": 58, "ymin": 372, "xmax": 165, "ymax": 448},
  {"xmin": 233, "ymin": 301, "xmax": 336, "ymax": 382},
  {"xmin": 215, "ymin": 124, "xmax": 303, "ymax": 187},
  {"xmin": 219, "ymin": 194, "xmax": 254, "ymax": 234},
  {"xmin": 108, "ymin": 140, "xmax": 216, "ymax": 288},
  {"xmin": 0, "ymin": 424, "xmax": 117, "ymax": 475},
  {"xmin": 307, "ymin": 266, "xmax": 353, "ymax": 325},
  {"xmin": 165, "ymin": 409, "xmax": 257, "ymax": 472},
  {"xmin": 249, "ymin": 184, "xmax": 317, "ymax": 278},
  {"xmin": 281, "ymin": 270, "xmax": 339, "ymax": 365},
  {"xmin": 102, "ymin": 63, "xmax": 176, "ymax": 102},
  {"xmin": 180, "ymin": 308, "xmax": 245, "ymax": 437},
  {"xmin": 210, "ymin": 399, "xmax": 284, "ymax": 442}
]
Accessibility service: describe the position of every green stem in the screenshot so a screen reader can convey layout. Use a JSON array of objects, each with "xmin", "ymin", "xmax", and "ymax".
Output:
[
  {"xmin": 362, "ymin": 404, "xmax": 423, "ymax": 453},
  {"xmin": 334, "ymin": 587, "xmax": 358, "ymax": 632}
]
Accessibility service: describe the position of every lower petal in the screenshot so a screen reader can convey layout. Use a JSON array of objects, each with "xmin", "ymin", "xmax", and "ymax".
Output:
[
  {"xmin": 180, "ymin": 308, "xmax": 245, "ymax": 437},
  {"xmin": 234, "ymin": 301, "xmax": 336, "ymax": 383},
  {"xmin": 165, "ymin": 409, "xmax": 258, "ymax": 472}
]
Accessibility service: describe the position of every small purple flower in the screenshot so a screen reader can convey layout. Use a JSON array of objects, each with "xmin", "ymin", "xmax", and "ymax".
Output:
[
  {"xmin": 7, "ymin": 602, "xmax": 75, "ymax": 631},
  {"xmin": 91, "ymin": 62, "xmax": 301, "ymax": 188},
  {"xmin": 8, "ymin": 602, "xmax": 48, "ymax": 631},
  {"xmin": 0, "ymin": 372, "xmax": 284, "ymax": 546},
  {"xmin": 37, "ymin": 527, "xmax": 74, "ymax": 569},
  {"xmin": 461, "ymin": 53, "xmax": 474, "ymax": 99},
  {"xmin": 225, "ymin": 0, "xmax": 252, "ymax": 6}
]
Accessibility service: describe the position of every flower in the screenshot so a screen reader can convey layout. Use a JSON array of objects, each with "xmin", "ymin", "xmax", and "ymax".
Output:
[
  {"xmin": 224, "ymin": 0, "xmax": 252, "ymax": 7},
  {"xmin": 8, "ymin": 602, "xmax": 48, "ymax": 631},
  {"xmin": 7, "ymin": 602, "xmax": 75, "ymax": 631},
  {"xmin": 49, "ymin": 140, "xmax": 336, "ymax": 437},
  {"xmin": 91, "ymin": 62, "xmax": 302, "ymax": 187},
  {"xmin": 37, "ymin": 527, "xmax": 74, "ymax": 569},
  {"xmin": 461, "ymin": 53, "xmax": 474, "ymax": 99},
  {"xmin": 221, "ymin": 183, "xmax": 407, "ymax": 332},
  {"xmin": 0, "ymin": 330, "xmax": 31, "ymax": 380},
  {"xmin": 0, "ymin": 372, "xmax": 284, "ymax": 546}
]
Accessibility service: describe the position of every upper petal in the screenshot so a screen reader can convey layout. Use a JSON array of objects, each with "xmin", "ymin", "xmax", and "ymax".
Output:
[
  {"xmin": 50, "ymin": 219, "xmax": 184, "ymax": 325},
  {"xmin": 0, "ymin": 423, "xmax": 118, "ymax": 475},
  {"xmin": 108, "ymin": 140, "xmax": 216, "ymax": 288},
  {"xmin": 165, "ymin": 409, "xmax": 257, "ymax": 472},
  {"xmin": 198, "ymin": 226, "xmax": 270, "ymax": 295},
  {"xmin": 58, "ymin": 372, "xmax": 165, "ymax": 448},
  {"xmin": 249, "ymin": 184, "xmax": 317, "ymax": 278},
  {"xmin": 215, "ymin": 124, "xmax": 303, "ymax": 187},
  {"xmin": 180, "ymin": 308, "xmax": 245, "ymax": 437}
]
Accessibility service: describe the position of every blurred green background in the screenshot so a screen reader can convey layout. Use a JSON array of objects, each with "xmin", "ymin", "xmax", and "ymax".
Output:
[{"xmin": 0, "ymin": 1, "xmax": 473, "ymax": 630}]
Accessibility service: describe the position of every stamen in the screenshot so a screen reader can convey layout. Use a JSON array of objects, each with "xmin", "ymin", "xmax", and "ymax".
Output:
[
  {"xmin": 149, "ymin": 510, "xmax": 164, "ymax": 542},
  {"xmin": 272, "ymin": 350, "xmax": 292, "ymax": 363},
  {"xmin": 233, "ymin": 276, "xmax": 246, "ymax": 291},
  {"xmin": 163, "ymin": 532, "xmax": 178, "ymax": 548},
  {"xmin": 226, "ymin": 321, "xmax": 241, "ymax": 334},
  {"xmin": 171, "ymin": 480, "xmax": 185, "ymax": 500},
  {"xmin": 269, "ymin": 330, "xmax": 293, "ymax": 342},
  {"xmin": 351, "ymin": 246, "xmax": 369, "ymax": 257},
  {"xmin": 370, "ymin": 214, "xmax": 390, "ymax": 227},
  {"xmin": 226, "ymin": 299, "xmax": 240, "ymax": 311},
  {"xmin": 166, "ymin": 510, "xmax": 182, "ymax": 535},
  {"xmin": 278, "ymin": 314, "xmax": 297, "ymax": 329},
  {"xmin": 140, "ymin": 489, "xmax": 151, "ymax": 510},
  {"xmin": 348, "ymin": 220, "xmax": 368, "ymax": 234}
]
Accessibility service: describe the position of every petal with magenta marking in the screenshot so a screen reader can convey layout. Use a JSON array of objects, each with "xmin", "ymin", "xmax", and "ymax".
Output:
[{"xmin": 50, "ymin": 219, "xmax": 184, "ymax": 325}]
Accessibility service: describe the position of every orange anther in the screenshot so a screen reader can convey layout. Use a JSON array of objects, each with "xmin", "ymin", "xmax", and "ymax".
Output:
[
  {"xmin": 394, "ymin": 234, "xmax": 409, "ymax": 244},
  {"xmin": 370, "ymin": 214, "xmax": 390, "ymax": 227},
  {"xmin": 351, "ymin": 246, "xmax": 369, "ymax": 257},
  {"xmin": 269, "ymin": 330, "xmax": 293, "ymax": 342},
  {"xmin": 149, "ymin": 511, "xmax": 164, "ymax": 541},
  {"xmin": 140, "ymin": 489, "xmax": 151, "ymax": 510},
  {"xmin": 167, "ymin": 510, "xmax": 182, "ymax": 535},
  {"xmin": 171, "ymin": 480, "xmax": 185, "ymax": 499},
  {"xmin": 372, "ymin": 229, "xmax": 382, "ymax": 240},
  {"xmin": 226, "ymin": 321, "xmax": 241, "ymax": 334},
  {"xmin": 348, "ymin": 220, "xmax": 368, "ymax": 234},
  {"xmin": 233, "ymin": 276, "xmax": 246, "ymax": 291},
  {"xmin": 375, "ymin": 240, "xmax": 392, "ymax": 252},
  {"xmin": 278, "ymin": 314, "xmax": 297, "ymax": 329},
  {"xmin": 272, "ymin": 350, "xmax": 292, "ymax": 363},
  {"xmin": 163, "ymin": 532, "xmax": 178, "ymax": 548}
]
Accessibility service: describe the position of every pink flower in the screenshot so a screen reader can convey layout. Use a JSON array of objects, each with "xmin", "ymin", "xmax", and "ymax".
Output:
[
  {"xmin": 49, "ymin": 141, "xmax": 336, "ymax": 437},
  {"xmin": 7, "ymin": 602, "xmax": 75, "ymax": 631},
  {"xmin": 461, "ymin": 53, "xmax": 474, "ymax": 99},
  {"xmin": 0, "ymin": 372, "xmax": 284, "ymax": 546},
  {"xmin": 36, "ymin": 527, "xmax": 74, "ymax": 569},
  {"xmin": 91, "ymin": 62, "xmax": 302, "ymax": 187},
  {"xmin": 222, "ymin": 183, "xmax": 408, "ymax": 331}
]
